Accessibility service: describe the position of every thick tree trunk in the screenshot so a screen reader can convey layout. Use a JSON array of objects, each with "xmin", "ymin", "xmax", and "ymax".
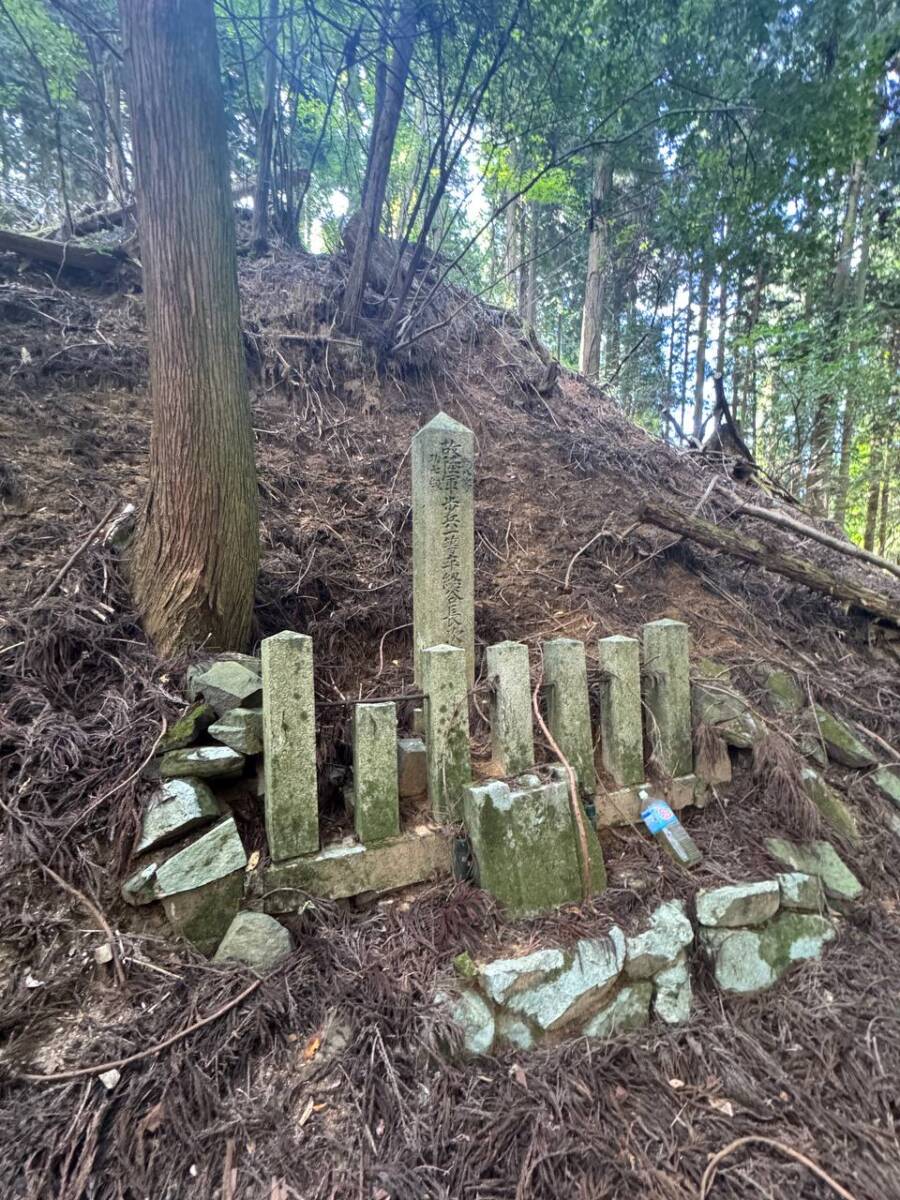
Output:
[
  {"xmin": 691, "ymin": 263, "xmax": 711, "ymax": 438},
  {"xmin": 122, "ymin": 0, "xmax": 258, "ymax": 655},
  {"xmin": 578, "ymin": 154, "xmax": 611, "ymax": 380},
  {"xmin": 640, "ymin": 501, "xmax": 899, "ymax": 624},
  {"xmin": 252, "ymin": 0, "xmax": 280, "ymax": 254},
  {"xmin": 341, "ymin": 0, "xmax": 417, "ymax": 330}
]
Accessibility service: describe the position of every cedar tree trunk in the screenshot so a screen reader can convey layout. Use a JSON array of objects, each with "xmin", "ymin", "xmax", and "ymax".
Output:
[{"xmin": 121, "ymin": 0, "xmax": 258, "ymax": 655}]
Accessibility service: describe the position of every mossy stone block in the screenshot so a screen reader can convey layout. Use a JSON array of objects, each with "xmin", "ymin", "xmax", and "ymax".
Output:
[
  {"xmin": 765, "ymin": 837, "xmax": 862, "ymax": 901},
  {"xmin": 162, "ymin": 871, "xmax": 244, "ymax": 955},
  {"xmin": 159, "ymin": 703, "xmax": 216, "ymax": 753},
  {"xmin": 801, "ymin": 767, "xmax": 860, "ymax": 845},
  {"xmin": 806, "ymin": 705, "xmax": 876, "ymax": 769},
  {"xmin": 702, "ymin": 911, "xmax": 835, "ymax": 995},
  {"xmin": 872, "ymin": 765, "xmax": 900, "ymax": 809}
]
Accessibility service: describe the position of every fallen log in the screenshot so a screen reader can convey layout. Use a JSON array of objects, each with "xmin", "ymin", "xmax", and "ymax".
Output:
[
  {"xmin": 640, "ymin": 500, "xmax": 900, "ymax": 625},
  {"xmin": 0, "ymin": 228, "xmax": 124, "ymax": 274}
]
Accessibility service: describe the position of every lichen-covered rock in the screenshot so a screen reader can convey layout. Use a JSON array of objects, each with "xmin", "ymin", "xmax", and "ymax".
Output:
[
  {"xmin": 755, "ymin": 666, "xmax": 805, "ymax": 714},
  {"xmin": 158, "ymin": 703, "xmax": 216, "ymax": 753},
  {"xmin": 692, "ymin": 681, "xmax": 749, "ymax": 726},
  {"xmin": 653, "ymin": 953, "xmax": 692, "ymax": 1023},
  {"xmin": 702, "ymin": 911, "xmax": 835, "ymax": 994},
  {"xmin": 479, "ymin": 948, "xmax": 565, "ymax": 1005},
  {"xmin": 190, "ymin": 660, "xmax": 263, "ymax": 715},
  {"xmin": 777, "ymin": 872, "xmax": 823, "ymax": 912},
  {"xmin": 208, "ymin": 708, "xmax": 263, "ymax": 755},
  {"xmin": 798, "ymin": 733, "xmax": 829, "ymax": 767},
  {"xmin": 872, "ymin": 765, "xmax": 900, "ymax": 809},
  {"xmin": 505, "ymin": 930, "xmax": 625, "ymax": 1033},
  {"xmin": 121, "ymin": 862, "xmax": 157, "ymax": 906},
  {"xmin": 463, "ymin": 777, "xmax": 606, "ymax": 915},
  {"xmin": 438, "ymin": 987, "xmax": 495, "ymax": 1055},
  {"xmin": 800, "ymin": 767, "xmax": 859, "ymax": 845},
  {"xmin": 163, "ymin": 871, "xmax": 244, "ymax": 955},
  {"xmin": 806, "ymin": 706, "xmax": 876, "ymax": 769},
  {"xmin": 397, "ymin": 737, "xmax": 427, "ymax": 797},
  {"xmin": 159, "ymin": 745, "xmax": 245, "ymax": 779},
  {"xmin": 495, "ymin": 1011, "xmax": 536, "ymax": 1051},
  {"xmin": 624, "ymin": 899, "xmax": 693, "ymax": 978},
  {"xmin": 765, "ymin": 837, "xmax": 862, "ymax": 902},
  {"xmin": 135, "ymin": 777, "xmax": 222, "ymax": 854},
  {"xmin": 213, "ymin": 911, "xmax": 292, "ymax": 971},
  {"xmin": 583, "ymin": 981, "xmax": 652, "ymax": 1038},
  {"xmin": 696, "ymin": 880, "xmax": 780, "ymax": 928},
  {"xmin": 153, "ymin": 817, "xmax": 248, "ymax": 897},
  {"xmin": 718, "ymin": 711, "xmax": 765, "ymax": 749}
]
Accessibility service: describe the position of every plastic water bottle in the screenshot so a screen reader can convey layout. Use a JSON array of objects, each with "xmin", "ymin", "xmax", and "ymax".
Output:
[{"xmin": 639, "ymin": 789, "xmax": 701, "ymax": 867}]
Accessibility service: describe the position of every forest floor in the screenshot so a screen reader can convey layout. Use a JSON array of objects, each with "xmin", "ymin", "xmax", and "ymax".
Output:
[{"xmin": 1, "ymin": 247, "xmax": 899, "ymax": 1200}]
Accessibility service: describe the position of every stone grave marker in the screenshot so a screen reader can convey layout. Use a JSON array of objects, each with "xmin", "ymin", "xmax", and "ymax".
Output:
[
  {"xmin": 486, "ymin": 640, "xmax": 535, "ymax": 775},
  {"xmin": 412, "ymin": 413, "xmax": 475, "ymax": 685},
  {"xmin": 641, "ymin": 619, "xmax": 692, "ymax": 778},
  {"xmin": 262, "ymin": 631, "xmax": 319, "ymax": 860},
  {"xmin": 352, "ymin": 702, "xmax": 400, "ymax": 845}
]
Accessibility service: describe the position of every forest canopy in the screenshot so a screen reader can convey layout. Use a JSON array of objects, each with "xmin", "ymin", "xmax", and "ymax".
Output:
[{"xmin": 1, "ymin": 0, "xmax": 897, "ymax": 553}]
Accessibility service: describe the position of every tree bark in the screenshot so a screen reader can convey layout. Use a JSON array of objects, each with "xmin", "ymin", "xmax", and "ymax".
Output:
[
  {"xmin": 640, "ymin": 501, "xmax": 899, "ymax": 624},
  {"xmin": 578, "ymin": 154, "xmax": 611, "ymax": 380},
  {"xmin": 0, "ymin": 228, "xmax": 123, "ymax": 273},
  {"xmin": 715, "ymin": 271, "xmax": 727, "ymax": 378},
  {"xmin": 524, "ymin": 202, "xmax": 538, "ymax": 325},
  {"xmin": 863, "ymin": 439, "xmax": 883, "ymax": 551},
  {"xmin": 121, "ymin": 0, "xmax": 258, "ymax": 655},
  {"xmin": 341, "ymin": 0, "xmax": 417, "ymax": 330},
  {"xmin": 691, "ymin": 262, "xmax": 712, "ymax": 438},
  {"xmin": 251, "ymin": 0, "xmax": 280, "ymax": 254}
]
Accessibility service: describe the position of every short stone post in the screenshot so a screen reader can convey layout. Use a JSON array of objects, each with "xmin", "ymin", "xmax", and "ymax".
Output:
[
  {"xmin": 412, "ymin": 413, "xmax": 475, "ymax": 685},
  {"xmin": 598, "ymin": 635, "xmax": 644, "ymax": 787},
  {"xmin": 485, "ymin": 640, "xmax": 534, "ymax": 775},
  {"xmin": 262, "ymin": 631, "xmax": 318, "ymax": 861},
  {"xmin": 421, "ymin": 644, "xmax": 472, "ymax": 821},
  {"xmin": 352, "ymin": 702, "xmax": 400, "ymax": 845},
  {"xmin": 641, "ymin": 619, "xmax": 692, "ymax": 778},
  {"xmin": 542, "ymin": 638, "xmax": 596, "ymax": 798}
]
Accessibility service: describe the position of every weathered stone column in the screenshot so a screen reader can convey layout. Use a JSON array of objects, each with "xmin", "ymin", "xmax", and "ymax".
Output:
[
  {"xmin": 352, "ymin": 702, "xmax": 400, "ymax": 845},
  {"xmin": 641, "ymin": 619, "xmax": 692, "ymax": 778},
  {"xmin": 412, "ymin": 413, "xmax": 475, "ymax": 685},
  {"xmin": 486, "ymin": 640, "xmax": 534, "ymax": 775},
  {"xmin": 542, "ymin": 638, "xmax": 596, "ymax": 798},
  {"xmin": 598, "ymin": 635, "xmax": 644, "ymax": 787},
  {"xmin": 262, "ymin": 631, "xmax": 318, "ymax": 860},
  {"xmin": 421, "ymin": 644, "xmax": 471, "ymax": 821}
]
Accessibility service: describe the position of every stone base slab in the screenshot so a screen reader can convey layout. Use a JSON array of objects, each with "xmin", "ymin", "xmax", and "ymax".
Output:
[
  {"xmin": 596, "ymin": 775, "xmax": 701, "ymax": 826},
  {"xmin": 260, "ymin": 826, "xmax": 452, "ymax": 909}
]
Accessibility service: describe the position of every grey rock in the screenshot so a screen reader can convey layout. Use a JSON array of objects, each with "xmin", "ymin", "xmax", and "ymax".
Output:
[
  {"xmin": 765, "ymin": 837, "xmax": 862, "ymax": 902},
  {"xmin": 397, "ymin": 737, "xmax": 427, "ymax": 797},
  {"xmin": 718, "ymin": 711, "xmax": 766, "ymax": 749},
  {"xmin": 190, "ymin": 660, "xmax": 263, "ymax": 715},
  {"xmin": 135, "ymin": 777, "xmax": 222, "ymax": 854},
  {"xmin": 702, "ymin": 910, "xmax": 835, "ymax": 994},
  {"xmin": 624, "ymin": 899, "xmax": 693, "ymax": 979},
  {"xmin": 121, "ymin": 862, "xmax": 158, "ymax": 906},
  {"xmin": 806, "ymin": 705, "xmax": 876, "ymax": 769},
  {"xmin": 438, "ymin": 986, "xmax": 495, "ymax": 1055},
  {"xmin": 777, "ymin": 872, "xmax": 823, "ymax": 912},
  {"xmin": 153, "ymin": 817, "xmax": 247, "ymax": 898},
  {"xmin": 692, "ymin": 681, "xmax": 749, "ymax": 726},
  {"xmin": 696, "ymin": 880, "xmax": 780, "ymax": 928},
  {"xmin": 653, "ymin": 953, "xmax": 692, "ymax": 1024},
  {"xmin": 755, "ymin": 666, "xmax": 805, "ymax": 714},
  {"xmin": 158, "ymin": 703, "xmax": 216, "ymax": 753},
  {"xmin": 479, "ymin": 948, "xmax": 565, "ymax": 1004},
  {"xmin": 208, "ymin": 708, "xmax": 263, "ymax": 755},
  {"xmin": 163, "ymin": 871, "xmax": 244, "ymax": 955},
  {"xmin": 872, "ymin": 765, "xmax": 900, "ymax": 809},
  {"xmin": 495, "ymin": 1012, "xmax": 536, "ymax": 1051},
  {"xmin": 583, "ymin": 981, "xmax": 652, "ymax": 1038},
  {"xmin": 506, "ymin": 930, "xmax": 625, "ymax": 1033},
  {"xmin": 159, "ymin": 745, "xmax": 245, "ymax": 779},
  {"xmin": 800, "ymin": 767, "xmax": 859, "ymax": 845},
  {"xmin": 213, "ymin": 911, "xmax": 292, "ymax": 971}
]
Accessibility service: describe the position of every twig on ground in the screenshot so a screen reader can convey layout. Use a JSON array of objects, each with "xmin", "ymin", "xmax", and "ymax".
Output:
[
  {"xmin": 30, "ymin": 499, "xmax": 119, "ymax": 608},
  {"xmin": 19, "ymin": 978, "xmax": 263, "ymax": 1083},
  {"xmin": 39, "ymin": 863, "xmax": 127, "ymax": 988},
  {"xmin": 699, "ymin": 1135, "xmax": 859, "ymax": 1200}
]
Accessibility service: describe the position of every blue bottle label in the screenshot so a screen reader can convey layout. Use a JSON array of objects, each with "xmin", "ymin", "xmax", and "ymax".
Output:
[{"xmin": 641, "ymin": 800, "xmax": 677, "ymax": 835}]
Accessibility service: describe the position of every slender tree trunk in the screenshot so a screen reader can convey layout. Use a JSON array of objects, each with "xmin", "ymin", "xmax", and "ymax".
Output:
[
  {"xmin": 342, "ymin": 0, "xmax": 417, "ymax": 330},
  {"xmin": 878, "ymin": 472, "xmax": 891, "ymax": 558},
  {"xmin": 742, "ymin": 265, "xmax": 764, "ymax": 450},
  {"xmin": 578, "ymin": 154, "xmax": 611, "ymax": 380},
  {"xmin": 504, "ymin": 190, "xmax": 519, "ymax": 308},
  {"xmin": 681, "ymin": 268, "xmax": 694, "ymax": 429},
  {"xmin": 691, "ymin": 262, "xmax": 711, "ymax": 438},
  {"xmin": 715, "ymin": 271, "xmax": 727, "ymax": 377},
  {"xmin": 524, "ymin": 202, "xmax": 538, "ymax": 325},
  {"xmin": 731, "ymin": 277, "xmax": 743, "ymax": 420},
  {"xmin": 104, "ymin": 55, "xmax": 129, "ymax": 208},
  {"xmin": 122, "ymin": 0, "xmax": 258, "ymax": 655},
  {"xmin": 863, "ymin": 440, "xmax": 883, "ymax": 551},
  {"xmin": 252, "ymin": 0, "xmax": 280, "ymax": 254},
  {"xmin": 517, "ymin": 203, "xmax": 529, "ymax": 318}
]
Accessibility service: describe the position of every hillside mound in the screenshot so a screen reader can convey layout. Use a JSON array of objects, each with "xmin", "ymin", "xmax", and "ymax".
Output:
[{"xmin": 1, "ymin": 248, "xmax": 899, "ymax": 1199}]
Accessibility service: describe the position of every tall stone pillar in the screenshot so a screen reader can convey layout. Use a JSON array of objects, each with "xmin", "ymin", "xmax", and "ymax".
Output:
[
  {"xmin": 641, "ymin": 619, "xmax": 692, "ymax": 778},
  {"xmin": 542, "ymin": 638, "xmax": 596, "ymax": 799},
  {"xmin": 598, "ymin": 635, "xmax": 644, "ymax": 787},
  {"xmin": 485, "ymin": 640, "xmax": 534, "ymax": 775},
  {"xmin": 412, "ymin": 413, "xmax": 475, "ymax": 684},
  {"xmin": 261, "ymin": 631, "xmax": 318, "ymax": 860},
  {"xmin": 421, "ymin": 644, "xmax": 471, "ymax": 821}
]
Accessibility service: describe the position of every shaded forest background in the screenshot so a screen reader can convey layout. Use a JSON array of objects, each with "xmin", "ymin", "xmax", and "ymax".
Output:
[{"xmin": 1, "ymin": 0, "xmax": 898, "ymax": 553}]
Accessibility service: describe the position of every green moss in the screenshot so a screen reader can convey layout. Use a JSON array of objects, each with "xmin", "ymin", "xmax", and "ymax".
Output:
[
  {"xmin": 454, "ymin": 951, "xmax": 478, "ymax": 978},
  {"xmin": 159, "ymin": 703, "xmax": 215, "ymax": 753}
]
